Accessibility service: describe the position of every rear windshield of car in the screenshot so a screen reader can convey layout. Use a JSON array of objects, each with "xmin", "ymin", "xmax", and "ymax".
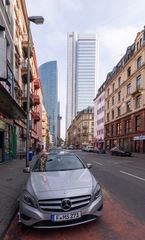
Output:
[{"xmin": 32, "ymin": 154, "xmax": 85, "ymax": 172}]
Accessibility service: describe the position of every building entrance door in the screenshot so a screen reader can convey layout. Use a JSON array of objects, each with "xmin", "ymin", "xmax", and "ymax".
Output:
[{"xmin": 0, "ymin": 131, "xmax": 4, "ymax": 162}]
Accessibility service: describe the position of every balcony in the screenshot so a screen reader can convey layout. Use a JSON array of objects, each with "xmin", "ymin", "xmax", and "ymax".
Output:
[
  {"xmin": 22, "ymin": 90, "xmax": 34, "ymax": 111},
  {"xmin": 34, "ymin": 78, "xmax": 40, "ymax": 89},
  {"xmin": 31, "ymin": 111, "xmax": 40, "ymax": 122},
  {"xmin": 131, "ymin": 87, "xmax": 144, "ymax": 97},
  {"xmin": 82, "ymin": 125, "xmax": 88, "ymax": 129},
  {"xmin": 33, "ymin": 94, "xmax": 40, "ymax": 105},
  {"xmin": 22, "ymin": 34, "xmax": 33, "ymax": 58},
  {"xmin": 21, "ymin": 60, "xmax": 33, "ymax": 84}
]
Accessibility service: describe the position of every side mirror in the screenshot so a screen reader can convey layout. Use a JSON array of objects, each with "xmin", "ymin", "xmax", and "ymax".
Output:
[
  {"xmin": 87, "ymin": 163, "xmax": 92, "ymax": 169},
  {"xmin": 23, "ymin": 167, "xmax": 31, "ymax": 173}
]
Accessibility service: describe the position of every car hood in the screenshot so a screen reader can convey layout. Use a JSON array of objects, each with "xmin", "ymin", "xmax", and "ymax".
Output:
[{"xmin": 27, "ymin": 169, "xmax": 95, "ymax": 199}]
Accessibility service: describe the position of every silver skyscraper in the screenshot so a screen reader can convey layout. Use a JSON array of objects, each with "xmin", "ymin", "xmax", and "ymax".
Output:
[{"xmin": 66, "ymin": 32, "xmax": 98, "ymax": 131}]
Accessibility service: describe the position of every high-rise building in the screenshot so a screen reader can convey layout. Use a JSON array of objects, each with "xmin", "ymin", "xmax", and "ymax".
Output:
[
  {"xmin": 39, "ymin": 61, "xmax": 58, "ymax": 145},
  {"xmin": 66, "ymin": 32, "xmax": 98, "ymax": 131}
]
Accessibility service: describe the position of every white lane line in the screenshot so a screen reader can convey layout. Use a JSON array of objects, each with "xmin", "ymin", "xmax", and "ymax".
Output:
[
  {"xmin": 94, "ymin": 161, "xmax": 103, "ymax": 166},
  {"xmin": 120, "ymin": 170, "xmax": 145, "ymax": 182}
]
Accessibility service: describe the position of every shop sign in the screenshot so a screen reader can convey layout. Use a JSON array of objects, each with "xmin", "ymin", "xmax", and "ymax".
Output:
[
  {"xmin": 0, "ymin": 120, "xmax": 5, "ymax": 130},
  {"xmin": 134, "ymin": 136, "xmax": 145, "ymax": 141}
]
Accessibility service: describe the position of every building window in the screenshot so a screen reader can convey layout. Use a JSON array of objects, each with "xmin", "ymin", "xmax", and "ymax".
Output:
[
  {"xmin": 111, "ymin": 124, "xmax": 115, "ymax": 136},
  {"xmin": 140, "ymin": 38, "xmax": 142, "ymax": 47},
  {"xmin": 136, "ymin": 75, "xmax": 141, "ymax": 90},
  {"xmin": 112, "ymin": 83, "xmax": 115, "ymax": 92},
  {"xmin": 116, "ymin": 122, "xmax": 121, "ymax": 135},
  {"xmin": 112, "ymin": 110, "xmax": 114, "ymax": 120},
  {"xmin": 112, "ymin": 96, "xmax": 114, "ymax": 106},
  {"xmin": 118, "ymin": 106, "xmax": 121, "ymax": 116},
  {"xmin": 126, "ymin": 100, "xmax": 131, "ymax": 112},
  {"xmin": 118, "ymin": 77, "xmax": 121, "ymax": 87},
  {"xmin": 136, "ymin": 95, "xmax": 141, "ymax": 108},
  {"xmin": 107, "ymin": 113, "xmax": 109, "ymax": 122},
  {"xmin": 118, "ymin": 91, "xmax": 121, "ymax": 102},
  {"xmin": 127, "ymin": 67, "xmax": 131, "ymax": 77},
  {"xmin": 105, "ymin": 126, "xmax": 109, "ymax": 137},
  {"xmin": 137, "ymin": 56, "xmax": 142, "ymax": 69},
  {"xmin": 136, "ymin": 115, "xmax": 141, "ymax": 131},
  {"xmin": 107, "ymin": 88, "xmax": 110, "ymax": 97},
  {"xmin": 125, "ymin": 119, "xmax": 131, "ymax": 134},
  {"xmin": 107, "ymin": 100, "xmax": 109, "ymax": 109},
  {"xmin": 127, "ymin": 83, "xmax": 131, "ymax": 95}
]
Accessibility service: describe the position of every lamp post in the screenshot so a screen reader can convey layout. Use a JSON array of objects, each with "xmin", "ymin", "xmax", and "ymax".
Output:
[{"xmin": 25, "ymin": 16, "xmax": 44, "ymax": 172}]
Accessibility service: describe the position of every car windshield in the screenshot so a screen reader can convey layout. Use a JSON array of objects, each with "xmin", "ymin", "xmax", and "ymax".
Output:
[{"xmin": 32, "ymin": 154, "xmax": 85, "ymax": 172}]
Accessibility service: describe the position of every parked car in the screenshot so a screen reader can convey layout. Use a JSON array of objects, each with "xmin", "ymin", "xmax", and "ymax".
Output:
[
  {"xmin": 110, "ymin": 146, "xmax": 132, "ymax": 156},
  {"xmin": 19, "ymin": 152, "xmax": 103, "ymax": 228},
  {"xmin": 82, "ymin": 146, "xmax": 94, "ymax": 152},
  {"xmin": 93, "ymin": 148, "xmax": 106, "ymax": 154},
  {"xmin": 68, "ymin": 145, "xmax": 74, "ymax": 150}
]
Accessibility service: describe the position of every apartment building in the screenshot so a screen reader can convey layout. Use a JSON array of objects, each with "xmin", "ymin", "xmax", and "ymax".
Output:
[
  {"xmin": 93, "ymin": 83, "xmax": 105, "ymax": 149},
  {"xmin": 42, "ymin": 107, "xmax": 49, "ymax": 151},
  {"xmin": 105, "ymin": 27, "xmax": 145, "ymax": 153},
  {"xmin": 0, "ymin": 0, "xmax": 43, "ymax": 161},
  {"xmin": 67, "ymin": 106, "xmax": 94, "ymax": 148}
]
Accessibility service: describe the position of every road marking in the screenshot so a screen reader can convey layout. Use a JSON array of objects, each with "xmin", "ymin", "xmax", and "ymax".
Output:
[
  {"xmin": 93, "ymin": 161, "xmax": 103, "ymax": 166},
  {"xmin": 120, "ymin": 170, "xmax": 145, "ymax": 181}
]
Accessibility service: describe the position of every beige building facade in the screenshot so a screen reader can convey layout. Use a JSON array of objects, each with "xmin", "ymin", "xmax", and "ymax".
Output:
[
  {"xmin": 42, "ymin": 107, "xmax": 49, "ymax": 150},
  {"xmin": 67, "ymin": 107, "xmax": 94, "ymax": 148},
  {"xmin": 105, "ymin": 27, "xmax": 145, "ymax": 153}
]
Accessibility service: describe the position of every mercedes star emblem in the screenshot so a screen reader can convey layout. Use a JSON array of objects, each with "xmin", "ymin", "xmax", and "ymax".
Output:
[{"xmin": 61, "ymin": 199, "xmax": 72, "ymax": 211}]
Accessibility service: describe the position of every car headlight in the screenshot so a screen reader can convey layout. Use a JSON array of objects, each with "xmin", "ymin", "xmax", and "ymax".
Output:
[
  {"xmin": 22, "ymin": 190, "xmax": 38, "ymax": 208},
  {"xmin": 92, "ymin": 183, "xmax": 101, "ymax": 200}
]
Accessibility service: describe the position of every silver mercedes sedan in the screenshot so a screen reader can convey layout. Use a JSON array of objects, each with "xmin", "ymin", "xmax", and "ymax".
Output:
[{"xmin": 19, "ymin": 152, "xmax": 103, "ymax": 228}]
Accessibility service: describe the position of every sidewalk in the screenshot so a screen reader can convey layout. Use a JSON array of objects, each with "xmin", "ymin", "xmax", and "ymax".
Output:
[{"xmin": 0, "ymin": 155, "xmax": 38, "ymax": 240}]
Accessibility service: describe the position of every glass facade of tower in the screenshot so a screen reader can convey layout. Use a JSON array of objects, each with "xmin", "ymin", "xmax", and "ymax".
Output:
[
  {"xmin": 39, "ymin": 61, "xmax": 58, "ymax": 144},
  {"xmin": 76, "ymin": 35, "xmax": 97, "ymax": 112}
]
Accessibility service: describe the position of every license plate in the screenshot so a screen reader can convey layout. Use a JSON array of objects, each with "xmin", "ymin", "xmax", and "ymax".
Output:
[{"xmin": 51, "ymin": 211, "xmax": 81, "ymax": 222}]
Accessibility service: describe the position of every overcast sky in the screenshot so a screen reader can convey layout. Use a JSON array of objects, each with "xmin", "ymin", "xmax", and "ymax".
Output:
[{"xmin": 26, "ymin": 0, "xmax": 145, "ymax": 139}]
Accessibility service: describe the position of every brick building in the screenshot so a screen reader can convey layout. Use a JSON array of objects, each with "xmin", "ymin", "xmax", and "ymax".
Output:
[{"xmin": 105, "ymin": 27, "xmax": 145, "ymax": 153}]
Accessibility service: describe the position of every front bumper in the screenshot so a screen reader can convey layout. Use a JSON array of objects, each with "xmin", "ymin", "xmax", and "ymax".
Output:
[{"xmin": 19, "ymin": 194, "xmax": 103, "ymax": 228}]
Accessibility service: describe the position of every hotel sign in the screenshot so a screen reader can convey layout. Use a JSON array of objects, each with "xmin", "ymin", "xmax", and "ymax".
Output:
[{"xmin": 134, "ymin": 136, "xmax": 145, "ymax": 141}]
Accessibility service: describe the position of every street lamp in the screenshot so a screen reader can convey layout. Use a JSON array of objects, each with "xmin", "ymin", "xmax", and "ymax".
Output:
[{"xmin": 24, "ymin": 16, "xmax": 44, "ymax": 172}]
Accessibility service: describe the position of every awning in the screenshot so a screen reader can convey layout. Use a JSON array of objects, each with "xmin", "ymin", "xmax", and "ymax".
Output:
[{"xmin": 0, "ymin": 83, "xmax": 26, "ymax": 119}]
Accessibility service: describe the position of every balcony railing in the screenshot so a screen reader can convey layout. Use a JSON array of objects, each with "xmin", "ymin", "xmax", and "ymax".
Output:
[
  {"xmin": 22, "ymin": 90, "xmax": 33, "ymax": 111},
  {"xmin": 33, "ymin": 94, "xmax": 40, "ymax": 105},
  {"xmin": 131, "ymin": 87, "xmax": 143, "ymax": 97},
  {"xmin": 31, "ymin": 111, "xmax": 40, "ymax": 122},
  {"xmin": 21, "ymin": 59, "xmax": 33, "ymax": 84},
  {"xmin": 34, "ymin": 78, "xmax": 40, "ymax": 89},
  {"xmin": 22, "ymin": 34, "xmax": 33, "ymax": 58}
]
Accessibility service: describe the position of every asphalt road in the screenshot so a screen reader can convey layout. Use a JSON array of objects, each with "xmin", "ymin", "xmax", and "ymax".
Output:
[
  {"xmin": 76, "ymin": 151, "xmax": 145, "ymax": 222},
  {"xmin": 4, "ymin": 151, "xmax": 145, "ymax": 240}
]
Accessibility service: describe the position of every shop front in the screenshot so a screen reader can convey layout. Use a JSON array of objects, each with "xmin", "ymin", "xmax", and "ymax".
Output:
[
  {"xmin": 134, "ymin": 136, "xmax": 145, "ymax": 153},
  {"xmin": 0, "ymin": 120, "xmax": 13, "ymax": 162}
]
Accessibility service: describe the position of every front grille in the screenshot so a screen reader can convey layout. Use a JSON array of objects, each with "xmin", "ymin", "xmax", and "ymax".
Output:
[{"xmin": 38, "ymin": 195, "xmax": 91, "ymax": 212}]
